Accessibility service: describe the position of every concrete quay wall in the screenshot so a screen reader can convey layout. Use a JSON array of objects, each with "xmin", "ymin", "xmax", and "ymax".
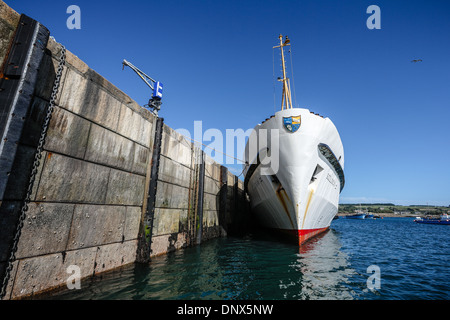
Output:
[{"xmin": 0, "ymin": 1, "xmax": 249, "ymax": 299}]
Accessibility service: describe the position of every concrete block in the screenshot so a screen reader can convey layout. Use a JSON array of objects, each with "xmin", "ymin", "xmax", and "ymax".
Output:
[
  {"xmin": 63, "ymin": 246, "xmax": 98, "ymax": 280},
  {"xmin": 58, "ymin": 68, "xmax": 121, "ymax": 132},
  {"xmin": 116, "ymin": 103, "xmax": 152, "ymax": 147},
  {"xmin": 0, "ymin": 20, "xmax": 14, "ymax": 66},
  {"xmin": 155, "ymin": 181, "xmax": 190, "ymax": 209},
  {"xmin": 85, "ymin": 124, "xmax": 135, "ymax": 172},
  {"xmin": 204, "ymin": 210, "xmax": 219, "ymax": 228},
  {"xmin": 0, "ymin": 1, "xmax": 19, "ymax": 28},
  {"xmin": 48, "ymin": 44, "xmax": 144, "ymax": 115},
  {"xmin": 11, "ymin": 247, "xmax": 97, "ymax": 298},
  {"xmin": 15, "ymin": 202, "xmax": 75, "ymax": 259},
  {"xmin": 35, "ymin": 153, "xmax": 110, "ymax": 203},
  {"xmin": 0, "ymin": 1, "xmax": 19, "ymax": 65},
  {"xmin": 19, "ymin": 98, "xmax": 89, "ymax": 160},
  {"xmin": 150, "ymin": 233, "xmax": 187, "ymax": 257},
  {"xmin": 46, "ymin": 106, "xmax": 90, "ymax": 159},
  {"xmin": 66, "ymin": 204, "xmax": 125, "ymax": 250},
  {"xmin": 203, "ymin": 193, "xmax": 218, "ymax": 211},
  {"xmin": 227, "ymin": 171, "xmax": 235, "ymax": 186},
  {"xmin": 94, "ymin": 240, "xmax": 137, "ymax": 274},
  {"xmin": 56, "ymin": 67, "xmax": 85, "ymax": 108},
  {"xmin": 160, "ymin": 127, "xmax": 192, "ymax": 167},
  {"xmin": 105, "ymin": 169, "xmax": 145, "ymax": 206},
  {"xmin": 86, "ymin": 68, "xmax": 135, "ymax": 107},
  {"xmin": 158, "ymin": 156, "xmax": 192, "ymax": 188},
  {"xmin": 178, "ymin": 209, "xmax": 189, "ymax": 233},
  {"xmin": 123, "ymin": 206, "xmax": 141, "ymax": 241},
  {"xmin": 132, "ymin": 143, "xmax": 149, "ymax": 176},
  {"xmin": 65, "ymin": 48, "xmax": 89, "ymax": 75},
  {"xmin": 204, "ymin": 176, "xmax": 220, "ymax": 196},
  {"xmin": 204, "ymin": 155, "xmax": 221, "ymax": 181},
  {"xmin": 153, "ymin": 208, "xmax": 183, "ymax": 236}
]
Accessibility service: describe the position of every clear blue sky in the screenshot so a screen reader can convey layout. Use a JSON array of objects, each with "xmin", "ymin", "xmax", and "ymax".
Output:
[{"xmin": 8, "ymin": 0, "xmax": 450, "ymax": 206}]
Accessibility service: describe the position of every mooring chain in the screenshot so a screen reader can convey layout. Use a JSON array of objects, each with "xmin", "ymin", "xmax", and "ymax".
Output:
[{"xmin": 0, "ymin": 44, "xmax": 66, "ymax": 299}]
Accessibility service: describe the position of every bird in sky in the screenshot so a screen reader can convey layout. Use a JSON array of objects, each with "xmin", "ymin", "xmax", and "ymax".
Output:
[{"xmin": 411, "ymin": 59, "xmax": 423, "ymax": 63}]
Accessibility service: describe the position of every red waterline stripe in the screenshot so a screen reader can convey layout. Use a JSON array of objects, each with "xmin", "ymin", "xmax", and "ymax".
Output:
[
  {"xmin": 275, "ymin": 227, "xmax": 329, "ymax": 245},
  {"xmin": 298, "ymin": 227, "xmax": 329, "ymax": 245}
]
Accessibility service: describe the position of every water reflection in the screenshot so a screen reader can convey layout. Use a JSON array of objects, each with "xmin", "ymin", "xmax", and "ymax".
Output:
[
  {"xmin": 290, "ymin": 229, "xmax": 358, "ymax": 299},
  {"xmin": 50, "ymin": 228, "xmax": 359, "ymax": 300}
]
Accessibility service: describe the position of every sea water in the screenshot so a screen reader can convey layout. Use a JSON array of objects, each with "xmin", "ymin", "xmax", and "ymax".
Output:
[{"xmin": 51, "ymin": 217, "xmax": 449, "ymax": 300}]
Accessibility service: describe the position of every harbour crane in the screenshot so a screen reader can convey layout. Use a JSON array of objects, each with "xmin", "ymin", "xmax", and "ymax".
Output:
[{"xmin": 122, "ymin": 59, "xmax": 163, "ymax": 116}]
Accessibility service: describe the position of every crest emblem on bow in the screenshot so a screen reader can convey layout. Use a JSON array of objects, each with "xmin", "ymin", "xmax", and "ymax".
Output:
[{"xmin": 283, "ymin": 116, "xmax": 301, "ymax": 133}]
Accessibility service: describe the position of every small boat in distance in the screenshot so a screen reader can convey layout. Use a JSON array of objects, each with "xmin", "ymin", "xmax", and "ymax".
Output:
[
  {"xmin": 345, "ymin": 213, "xmax": 366, "ymax": 219},
  {"xmin": 414, "ymin": 214, "xmax": 450, "ymax": 225},
  {"xmin": 346, "ymin": 204, "xmax": 366, "ymax": 219}
]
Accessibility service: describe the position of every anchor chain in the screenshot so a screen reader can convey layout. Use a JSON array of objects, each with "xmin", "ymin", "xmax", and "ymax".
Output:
[{"xmin": 0, "ymin": 44, "xmax": 66, "ymax": 299}]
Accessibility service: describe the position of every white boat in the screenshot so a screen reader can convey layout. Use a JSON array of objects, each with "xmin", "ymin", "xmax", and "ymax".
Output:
[{"xmin": 243, "ymin": 35, "xmax": 345, "ymax": 245}]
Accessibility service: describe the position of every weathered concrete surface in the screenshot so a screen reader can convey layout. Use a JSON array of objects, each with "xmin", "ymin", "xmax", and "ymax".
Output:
[
  {"xmin": 15, "ymin": 203, "xmax": 75, "ymax": 259},
  {"xmin": 0, "ymin": 6, "xmax": 155, "ymax": 297},
  {"xmin": 0, "ymin": 0, "xmax": 249, "ymax": 300},
  {"xmin": 0, "ymin": 1, "xmax": 19, "ymax": 66}
]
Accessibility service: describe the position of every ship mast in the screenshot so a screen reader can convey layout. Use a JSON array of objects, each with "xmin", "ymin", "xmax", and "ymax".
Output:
[{"xmin": 273, "ymin": 34, "xmax": 293, "ymax": 110}]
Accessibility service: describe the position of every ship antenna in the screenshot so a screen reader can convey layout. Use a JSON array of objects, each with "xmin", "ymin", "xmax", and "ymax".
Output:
[{"xmin": 273, "ymin": 34, "xmax": 293, "ymax": 110}]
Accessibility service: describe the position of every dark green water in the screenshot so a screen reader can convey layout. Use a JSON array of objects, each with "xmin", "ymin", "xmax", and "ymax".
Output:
[{"xmin": 51, "ymin": 217, "xmax": 450, "ymax": 300}]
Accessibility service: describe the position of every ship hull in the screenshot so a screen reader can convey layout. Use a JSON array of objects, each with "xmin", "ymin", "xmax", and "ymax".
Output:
[{"xmin": 244, "ymin": 108, "xmax": 345, "ymax": 245}]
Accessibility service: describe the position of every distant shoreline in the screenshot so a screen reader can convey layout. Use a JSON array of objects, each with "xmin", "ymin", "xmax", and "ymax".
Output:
[
  {"xmin": 337, "ymin": 213, "xmax": 418, "ymax": 218},
  {"xmin": 338, "ymin": 203, "xmax": 448, "ymax": 219}
]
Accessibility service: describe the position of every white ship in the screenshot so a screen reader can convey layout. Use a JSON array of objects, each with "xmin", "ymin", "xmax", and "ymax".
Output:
[{"xmin": 243, "ymin": 35, "xmax": 345, "ymax": 245}]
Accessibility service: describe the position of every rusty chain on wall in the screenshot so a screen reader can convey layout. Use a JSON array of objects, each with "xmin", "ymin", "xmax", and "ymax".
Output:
[{"xmin": 0, "ymin": 44, "xmax": 66, "ymax": 299}]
